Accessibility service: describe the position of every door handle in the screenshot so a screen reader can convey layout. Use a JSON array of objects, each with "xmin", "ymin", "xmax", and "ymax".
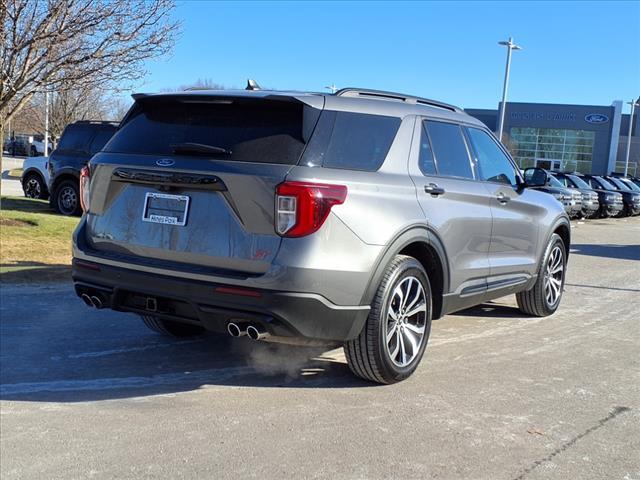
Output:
[
  {"xmin": 424, "ymin": 183, "xmax": 445, "ymax": 196},
  {"xmin": 496, "ymin": 192, "xmax": 510, "ymax": 204}
]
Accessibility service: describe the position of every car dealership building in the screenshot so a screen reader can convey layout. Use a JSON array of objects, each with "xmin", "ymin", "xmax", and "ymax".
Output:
[{"xmin": 466, "ymin": 101, "xmax": 639, "ymax": 176}]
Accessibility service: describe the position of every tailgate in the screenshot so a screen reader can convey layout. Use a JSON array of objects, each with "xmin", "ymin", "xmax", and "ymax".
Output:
[{"xmin": 83, "ymin": 94, "xmax": 323, "ymax": 275}]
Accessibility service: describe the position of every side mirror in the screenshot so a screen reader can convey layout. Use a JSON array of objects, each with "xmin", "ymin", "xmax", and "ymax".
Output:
[{"xmin": 523, "ymin": 167, "xmax": 548, "ymax": 187}]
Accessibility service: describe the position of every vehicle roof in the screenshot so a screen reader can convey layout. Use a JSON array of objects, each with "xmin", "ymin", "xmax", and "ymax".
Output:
[
  {"xmin": 131, "ymin": 88, "xmax": 486, "ymax": 127},
  {"xmin": 69, "ymin": 120, "xmax": 119, "ymax": 128}
]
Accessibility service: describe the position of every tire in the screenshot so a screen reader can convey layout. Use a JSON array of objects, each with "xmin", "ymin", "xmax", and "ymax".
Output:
[
  {"xmin": 516, "ymin": 233, "xmax": 566, "ymax": 317},
  {"xmin": 53, "ymin": 179, "xmax": 82, "ymax": 216},
  {"xmin": 140, "ymin": 315, "xmax": 205, "ymax": 337},
  {"xmin": 23, "ymin": 172, "xmax": 48, "ymax": 199},
  {"xmin": 30, "ymin": 146, "xmax": 37, "ymax": 157},
  {"xmin": 344, "ymin": 255, "xmax": 432, "ymax": 384}
]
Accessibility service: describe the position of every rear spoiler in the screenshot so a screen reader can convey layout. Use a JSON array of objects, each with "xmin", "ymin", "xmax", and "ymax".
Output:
[{"xmin": 121, "ymin": 92, "xmax": 325, "ymax": 127}]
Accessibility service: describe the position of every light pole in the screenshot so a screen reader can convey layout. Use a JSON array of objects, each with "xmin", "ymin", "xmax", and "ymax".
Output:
[
  {"xmin": 496, "ymin": 37, "xmax": 522, "ymax": 143},
  {"xmin": 624, "ymin": 97, "xmax": 640, "ymax": 177},
  {"xmin": 44, "ymin": 90, "xmax": 50, "ymax": 156}
]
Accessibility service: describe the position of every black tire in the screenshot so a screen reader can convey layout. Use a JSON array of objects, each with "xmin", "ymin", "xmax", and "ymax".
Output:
[
  {"xmin": 140, "ymin": 315, "xmax": 205, "ymax": 337},
  {"xmin": 344, "ymin": 255, "xmax": 432, "ymax": 384},
  {"xmin": 516, "ymin": 233, "xmax": 566, "ymax": 317},
  {"xmin": 23, "ymin": 172, "xmax": 48, "ymax": 199},
  {"xmin": 30, "ymin": 146, "xmax": 37, "ymax": 157},
  {"xmin": 53, "ymin": 179, "xmax": 82, "ymax": 216}
]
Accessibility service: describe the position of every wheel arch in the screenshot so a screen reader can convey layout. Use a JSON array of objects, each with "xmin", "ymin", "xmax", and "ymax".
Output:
[
  {"xmin": 21, "ymin": 168, "xmax": 46, "ymax": 187},
  {"xmin": 361, "ymin": 225, "xmax": 450, "ymax": 320},
  {"xmin": 50, "ymin": 169, "xmax": 80, "ymax": 192},
  {"xmin": 550, "ymin": 216, "xmax": 571, "ymax": 260}
]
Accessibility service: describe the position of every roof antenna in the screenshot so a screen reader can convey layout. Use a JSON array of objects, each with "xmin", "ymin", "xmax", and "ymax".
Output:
[{"xmin": 246, "ymin": 79, "xmax": 261, "ymax": 91}]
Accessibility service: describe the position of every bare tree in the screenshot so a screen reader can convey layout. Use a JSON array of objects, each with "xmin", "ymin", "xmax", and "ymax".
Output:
[
  {"xmin": 162, "ymin": 78, "xmax": 227, "ymax": 92},
  {"xmin": 0, "ymin": 0, "xmax": 180, "ymax": 171}
]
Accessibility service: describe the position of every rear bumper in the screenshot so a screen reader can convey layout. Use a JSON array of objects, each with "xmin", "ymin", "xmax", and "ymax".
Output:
[{"xmin": 72, "ymin": 259, "xmax": 370, "ymax": 342}]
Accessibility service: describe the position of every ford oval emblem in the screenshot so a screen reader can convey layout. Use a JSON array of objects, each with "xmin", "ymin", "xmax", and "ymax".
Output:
[
  {"xmin": 585, "ymin": 113, "xmax": 609, "ymax": 124},
  {"xmin": 156, "ymin": 158, "xmax": 175, "ymax": 167}
]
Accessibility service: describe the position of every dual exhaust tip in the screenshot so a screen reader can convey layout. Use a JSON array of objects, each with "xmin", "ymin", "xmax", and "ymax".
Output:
[
  {"xmin": 227, "ymin": 322, "xmax": 270, "ymax": 341},
  {"xmin": 81, "ymin": 293, "xmax": 105, "ymax": 309}
]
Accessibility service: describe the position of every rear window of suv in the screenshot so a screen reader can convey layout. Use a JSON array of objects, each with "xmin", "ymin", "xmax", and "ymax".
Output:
[
  {"xmin": 302, "ymin": 111, "xmax": 401, "ymax": 171},
  {"xmin": 105, "ymin": 98, "xmax": 311, "ymax": 165}
]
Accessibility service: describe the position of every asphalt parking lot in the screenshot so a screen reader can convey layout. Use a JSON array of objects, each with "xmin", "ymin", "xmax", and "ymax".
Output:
[{"xmin": 1, "ymin": 217, "xmax": 639, "ymax": 480}]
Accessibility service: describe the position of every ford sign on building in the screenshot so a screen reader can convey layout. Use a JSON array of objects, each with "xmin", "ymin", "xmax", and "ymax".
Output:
[
  {"xmin": 466, "ymin": 101, "xmax": 639, "ymax": 176},
  {"xmin": 584, "ymin": 113, "xmax": 609, "ymax": 124}
]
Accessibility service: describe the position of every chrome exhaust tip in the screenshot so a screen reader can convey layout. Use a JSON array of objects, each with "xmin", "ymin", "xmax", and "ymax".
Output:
[
  {"xmin": 80, "ymin": 293, "xmax": 93, "ymax": 307},
  {"xmin": 247, "ymin": 325, "xmax": 270, "ymax": 341},
  {"xmin": 227, "ymin": 322, "xmax": 247, "ymax": 337},
  {"xmin": 90, "ymin": 295, "xmax": 103, "ymax": 309}
]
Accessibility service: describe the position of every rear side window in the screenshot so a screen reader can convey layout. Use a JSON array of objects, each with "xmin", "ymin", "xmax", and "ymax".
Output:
[
  {"xmin": 56, "ymin": 125, "xmax": 94, "ymax": 152},
  {"xmin": 425, "ymin": 121, "xmax": 473, "ymax": 179},
  {"xmin": 89, "ymin": 128, "xmax": 117, "ymax": 154},
  {"xmin": 418, "ymin": 122, "xmax": 436, "ymax": 175},
  {"xmin": 302, "ymin": 111, "xmax": 400, "ymax": 171},
  {"xmin": 105, "ymin": 99, "xmax": 310, "ymax": 164}
]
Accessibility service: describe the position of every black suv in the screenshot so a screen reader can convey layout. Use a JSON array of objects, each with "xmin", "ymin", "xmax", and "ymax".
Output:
[
  {"xmin": 48, "ymin": 121, "xmax": 118, "ymax": 215},
  {"xmin": 551, "ymin": 172, "xmax": 603, "ymax": 219},
  {"xmin": 578, "ymin": 174, "xmax": 640, "ymax": 217}
]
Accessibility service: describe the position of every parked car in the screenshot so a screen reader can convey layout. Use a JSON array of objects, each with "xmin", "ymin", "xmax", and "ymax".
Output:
[
  {"xmin": 523, "ymin": 168, "xmax": 582, "ymax": 219},
  {"xmin": 71, "ymin": 87, "xmax": 571, "ymax": 384},
  {"xmin": 3, "ymin": 136, "xmax": 49, "ymax": 156},
  {"xmin": 48, "ymin": 120, "xmax": 118, "ymax": 215},
  {"xmin": 603, "ymin": 176, "xmax": 640, "ymax": 216},
  {"xmin": 551, "ymin": 172, "xmax": 601, "ymax": 219},
  {"xmin": 579, "ymin": 174, "xmax": 640, "ymax": 217},
  {"xmin": 21, "ymin": 156, "xmax": 50, "ymax": 199},
  {"xmin": 614, "ymin": 175, "xmax": 640, "ymax": 195},
  {"xmin": 3, "ymin": 138, "xmax": 30, "ymax": 156}
]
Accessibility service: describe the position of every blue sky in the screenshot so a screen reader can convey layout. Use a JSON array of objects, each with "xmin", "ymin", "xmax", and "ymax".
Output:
[{"xmin": 139, "ymin": 1, "xmax": 640, "ymax": 112}]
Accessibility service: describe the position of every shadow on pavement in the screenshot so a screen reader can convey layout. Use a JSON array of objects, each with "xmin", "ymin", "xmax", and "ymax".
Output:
[
  {"xmin": 454, "ymin": 302, "xmax": 529, "ymax": 319},
  {"xmin": 0, "ymin": 289, "xmax": 544, "ymax": 403},
  {"xmin": 571, "ymin": 243, "xmax": 640, "ymax": 261},
  {"xmin": 0, "ymin": 311, "xmax": 372, "ymax": 403}
]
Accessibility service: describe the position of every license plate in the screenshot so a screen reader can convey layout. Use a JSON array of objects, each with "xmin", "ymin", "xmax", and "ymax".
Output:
[{"xmin": 142, "ymin": 192, "xmax": 190, "ymax": 226}]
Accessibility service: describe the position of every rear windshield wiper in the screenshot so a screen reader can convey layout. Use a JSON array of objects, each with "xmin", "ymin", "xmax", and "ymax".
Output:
[{"xmin": 170, "ymin": 142, "xmax": 232, "ymax": 156}]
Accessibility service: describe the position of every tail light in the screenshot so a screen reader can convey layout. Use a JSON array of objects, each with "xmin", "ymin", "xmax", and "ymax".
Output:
[
  {"xmin": 79, "ymin": 166, "xmax": 91, "ymax": 213},
  {"xmin": 275, "ymin": 181, "xmax": 347, "ymax": 237}
]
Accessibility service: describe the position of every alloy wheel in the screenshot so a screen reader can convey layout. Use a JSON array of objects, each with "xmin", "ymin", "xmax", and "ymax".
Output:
[
  {"xmin": 385, "ymin": 276, "xmax": 428, "ymax": 367},
  {"xmin": 25, "ymin": 178, "xmax": 41, "ymax": 198},
  {"xmin": 544, "ymin": 245, "xmax": 564, "ymax": 307}
]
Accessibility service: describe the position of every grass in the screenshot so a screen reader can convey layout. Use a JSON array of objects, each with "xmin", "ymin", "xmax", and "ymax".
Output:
[{"xmin": 0, "ymin": 196, "xmax": 79, "ymax": 283}]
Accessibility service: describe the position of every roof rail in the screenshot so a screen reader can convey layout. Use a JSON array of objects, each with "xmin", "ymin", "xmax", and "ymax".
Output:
[
  {"xmin": 73, "ymin": 120, "xmax": 119, "ymax": 125},
  {"xmin": 334, "ymin": 88, "xmax": 463, "ymax": 113}
]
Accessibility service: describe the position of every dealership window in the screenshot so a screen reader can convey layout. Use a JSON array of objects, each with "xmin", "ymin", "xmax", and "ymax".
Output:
[{"xmin": 506, "ymin": 127, "xmax": 595, "ymax": 173}]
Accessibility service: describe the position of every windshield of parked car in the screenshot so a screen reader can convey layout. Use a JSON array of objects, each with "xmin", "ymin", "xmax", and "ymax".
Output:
[
  {"xmin": 567, "ymin": 175, "xmax": 591, "ymax": 189},
  {"xmin": 593, "ymin": 176, "xmax": 616, "ymax": 190},
  {"xmin": 547, "ymin": 175, "xmax": 565, "ymax": 188},
  {"xmin": 621, "ymin": 179, "xmax": 640, "ymax": 191},
  {"xmin": 607, "ymin": 177, "xmax": 631, "ymax": 191}
]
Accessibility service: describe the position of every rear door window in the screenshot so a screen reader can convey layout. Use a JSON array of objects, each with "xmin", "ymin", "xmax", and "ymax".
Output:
[
  {"xmin": 303, "ymin": 111, "xmax": 401, "ymax": 171},
  {"xmin": 424, "ymin": 121, "xmax": 474, "ymax": 179},
  {"xmin": 105, "ymin": 98, "xmax": 311, "ymax": 164}
]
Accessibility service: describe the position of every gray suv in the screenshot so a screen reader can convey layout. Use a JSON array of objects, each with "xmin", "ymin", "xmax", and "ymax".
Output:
[{"xmin": 72, "ymin": 88, "xmax": 570, "ymax": 384}]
